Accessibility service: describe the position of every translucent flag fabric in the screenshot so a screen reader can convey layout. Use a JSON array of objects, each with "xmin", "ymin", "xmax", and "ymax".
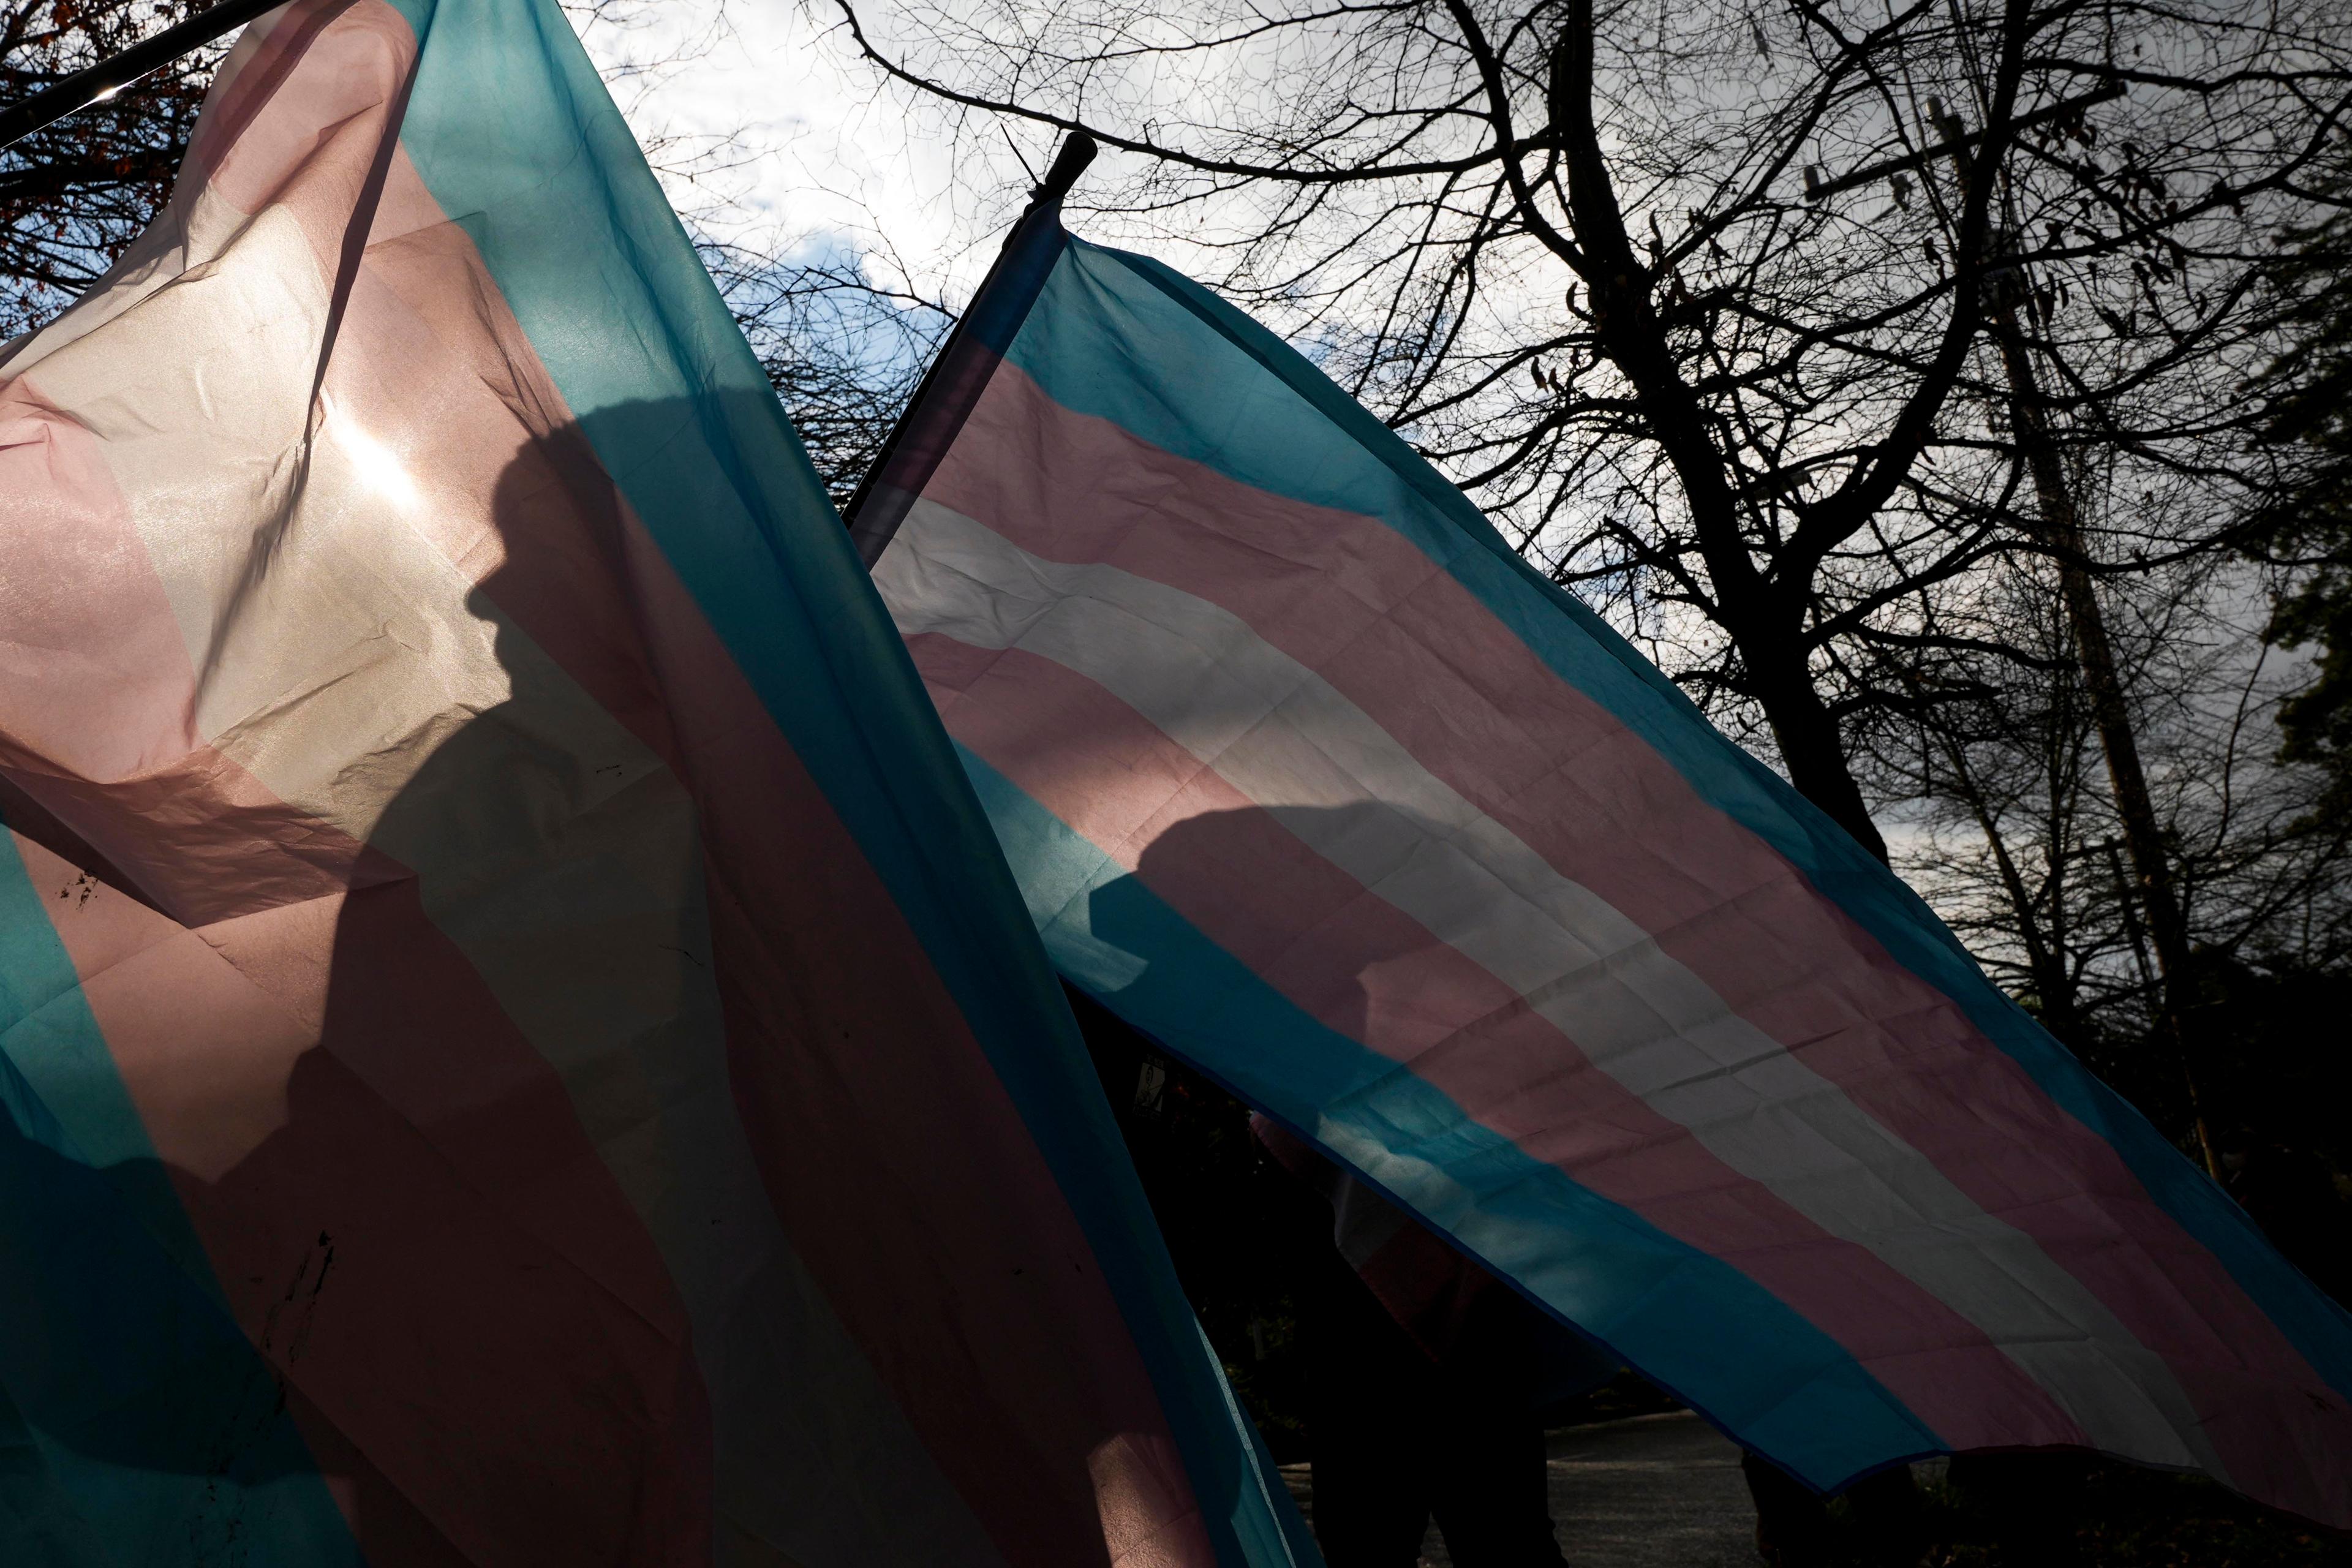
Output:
[
  {"xmin": 864, "ymin": 205, "xmax": 2352, "ymax": 1526},
  {"xmin": 0, "ymin": 7, "xmax": 1312, "ymax": 1564}
]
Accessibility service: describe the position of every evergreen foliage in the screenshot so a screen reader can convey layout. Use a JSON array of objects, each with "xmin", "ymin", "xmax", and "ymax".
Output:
[{"xmin": 2254, "ymin": 146, "xmax": 2352, "ymax": 826}]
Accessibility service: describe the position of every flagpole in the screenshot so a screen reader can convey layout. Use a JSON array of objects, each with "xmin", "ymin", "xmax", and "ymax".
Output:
[
  {"xmin": 0, "ymin": 0, "xmax": 284, "ymax": 154},
  {"xmin": 842, "ymin": 130, "xmax": 1096, "ymax": 554}
]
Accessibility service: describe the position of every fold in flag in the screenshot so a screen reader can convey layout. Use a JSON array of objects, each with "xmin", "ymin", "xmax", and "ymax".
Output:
[
  {"xmin": 0, "ymin": 6, "xmax": 1311, "ymax": 1564},
  {"xmin": 862, "ymin": 201, "xmax": 2352, "ymax": 1526}
]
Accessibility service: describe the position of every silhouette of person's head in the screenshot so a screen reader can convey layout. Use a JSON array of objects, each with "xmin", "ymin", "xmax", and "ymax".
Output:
[{"xmin": 1091, "ymin": 800, "xmax": 1446, "ymax": 1047}]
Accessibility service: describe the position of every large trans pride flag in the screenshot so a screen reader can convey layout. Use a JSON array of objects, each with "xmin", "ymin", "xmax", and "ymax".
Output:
[
  {"xmin": 864, "ymin": 200, "xmax": 2352, "ymax": 1527},
  {"xmin": 0, "ymin": 5, "xmax": 1312, "ymax": 1565}
]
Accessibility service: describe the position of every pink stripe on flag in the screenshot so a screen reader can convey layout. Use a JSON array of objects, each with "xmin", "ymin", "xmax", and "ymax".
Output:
[
  {"xmin": 912, "ymin": 633, "xmax": 2089, "ymax": 1453},
  {"xmin": 0, "ymin": 375, "xmax": 382, "ymax": 925},
  {"xmin": 921, "ymin": 361, "xmax": 2350, "ymax": 1483},
  {"xmin": 184, "ymin": 0, "xmax": 374, "ymax": 180},
  {"xmin": 188, "ymin": 0, "xmax": 417, "ymax": 203},
  {"xmin": 0, "ymin": 377, "xmax": 200, "ymax": 780}
]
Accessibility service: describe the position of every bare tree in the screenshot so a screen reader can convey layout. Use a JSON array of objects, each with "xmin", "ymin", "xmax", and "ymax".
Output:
[
  {"xmin": 712, "ymin": 232, "xmax": 952, "ymax": 507},
  {"xmin": 826, "ymin": 0, "xmax": 2352, "ymax": 869},
  {"xmin": 0, "ymin": 0, "xmax": 744, "ymax": 337},
  {"xmin": 1, "ymin": 0, "xmax": 230, "ymax": 336},
  {"xmin": 1874, "ymin": 511, "xmax": 2352, "ymax": 1153},
  {"xmin": 2246, "ymin": 138, "xmax": 2352, "ymax": 829}
]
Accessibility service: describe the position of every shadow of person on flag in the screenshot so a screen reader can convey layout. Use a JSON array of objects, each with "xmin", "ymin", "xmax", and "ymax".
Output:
[
  {"xmin": 1090, "ymin": 800, "xmax": 1608, "ymax": 1567},
  {"xmin": 1085, "ymin": 797, "xmax": 1937, "ymax": 1568},
  {"xmin": 300, "ymin": 568, "xmax": 723, "ymax": 1564},
  {"xmin": 357, "ymin": 398, "xmax": 1277, "ymax": 1568},
  {"xmin": 307, "ymin": 398, "xmax": 1020, "ymax": 1568}
]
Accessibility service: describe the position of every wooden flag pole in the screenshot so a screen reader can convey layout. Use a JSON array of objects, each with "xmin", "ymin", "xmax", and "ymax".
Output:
[{"xmin": 0, "ymin": 0, "xmax": 284, "ymax": 153}]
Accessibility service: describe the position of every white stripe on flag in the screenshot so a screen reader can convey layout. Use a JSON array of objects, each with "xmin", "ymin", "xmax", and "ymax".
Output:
[{"xmin": 880, "ymin": 496, "xmax": 2221, "ymax": 1475}]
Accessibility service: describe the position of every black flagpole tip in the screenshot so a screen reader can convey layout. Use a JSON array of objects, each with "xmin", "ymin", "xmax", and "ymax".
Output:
[{"xmin": 1033, "ymin": 132, "xmax": 1098, "ymax": 210}]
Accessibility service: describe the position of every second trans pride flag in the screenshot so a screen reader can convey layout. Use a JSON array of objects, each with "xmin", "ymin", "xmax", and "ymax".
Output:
[
  {"xmin": 863, "ymin": 201, "xmax": 2352, "ymax": 1527},
  {"xmin": 0, "ymin": 4, "xmax": 1310, "ymax": 1564}
]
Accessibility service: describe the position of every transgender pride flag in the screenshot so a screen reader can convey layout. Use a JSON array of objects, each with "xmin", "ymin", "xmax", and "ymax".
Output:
[
  {"xmin": 0, "ymin": 6, "xmax": 1310, "ymax": 1565},
  {"xmin": 864, "ymin": 199, "xmax": 2352, "ymax": 1527}
]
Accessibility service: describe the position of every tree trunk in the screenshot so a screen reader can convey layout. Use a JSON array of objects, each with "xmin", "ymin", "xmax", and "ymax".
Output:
[
  {"xmin": 1545, "ymin": 0, "xmax": 1889, "ymax": 864},
  {"xmin": 1744, "ymin": 641, "xmax": 1892, "ymax": 862},
  {"xmin": 1994, "ymin": 316, "xmax": 2218, "ymax": 1174},
  {"xmin": 1928, "ymin": 699, "xmax": 2080, "ymax": 1041}
]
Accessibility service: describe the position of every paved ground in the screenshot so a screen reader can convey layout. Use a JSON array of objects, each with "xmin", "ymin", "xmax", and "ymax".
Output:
[{"xmin": 1280, "ymin": 1409, "xmax": 1762, "ymax": 1568}]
